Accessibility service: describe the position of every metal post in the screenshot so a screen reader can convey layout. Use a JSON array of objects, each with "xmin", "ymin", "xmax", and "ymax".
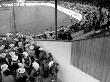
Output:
[
  {"xmin": 55, "ymin": 0, "xmax": 57, "ymax": 40},
  {"xmin": 70, "ymin": 15, "xmax": 73, "ymax": 25},
  {"xmin": 13, "ymin": 0, "xmax": 17, "ymax": 35}
]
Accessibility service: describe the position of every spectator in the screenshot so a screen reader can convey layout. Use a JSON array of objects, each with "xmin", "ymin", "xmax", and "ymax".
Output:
[{"xmin": 1, "ymin": 69, "xmax": 15, "ymax": 82}]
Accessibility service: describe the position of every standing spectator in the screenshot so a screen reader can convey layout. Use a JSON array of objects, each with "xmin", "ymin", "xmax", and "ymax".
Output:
[
  {"xmin": 70, "ymin": 15, "xmax": 73, "ymax": 24},
  {"xmin": 1, "ymin": 64, "xmax": 15, "ymax": 82}
]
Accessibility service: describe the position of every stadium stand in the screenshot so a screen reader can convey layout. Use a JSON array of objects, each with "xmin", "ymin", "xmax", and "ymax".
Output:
[
  {"xmin": 31, "ymin": 1, "xmax": 110, "ymax": 41},
  {"xmin": 0, "ymin": 0, "xmax": 110, "ymax": 40}
]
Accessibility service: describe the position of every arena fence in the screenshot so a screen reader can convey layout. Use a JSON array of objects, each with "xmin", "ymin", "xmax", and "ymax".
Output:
[{"xmin": 71, "ymin": 35, "xmax": 110, "ymax": 82}]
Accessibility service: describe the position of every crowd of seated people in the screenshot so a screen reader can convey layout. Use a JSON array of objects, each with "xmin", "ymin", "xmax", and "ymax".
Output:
[
  {"xmin": 0, "ymin": 32, "xmax": 59, "ymax": 82},
  {"xmin": 32, "ymin": 1, "xmax": 110, "ymax": 40},
  {"xmin": 3, "ymin": 0, "xmax": 108, "ymax": 40}
]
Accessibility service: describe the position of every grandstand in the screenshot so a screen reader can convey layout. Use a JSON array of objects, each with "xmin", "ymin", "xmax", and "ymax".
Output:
[{"xmin": 0, "ymin": 0, "xmax": 109, "ymax": 41}]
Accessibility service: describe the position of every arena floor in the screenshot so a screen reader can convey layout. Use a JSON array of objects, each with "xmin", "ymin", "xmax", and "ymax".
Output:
[{"xmin": 0, "ymin": 5, "xmax": 78, "ymax": 35}]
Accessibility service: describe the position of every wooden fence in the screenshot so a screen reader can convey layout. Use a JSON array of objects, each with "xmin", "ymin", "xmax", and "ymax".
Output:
[{"xmin": 71, "ymin": 36, "xmax": 110, "ymax": 82}]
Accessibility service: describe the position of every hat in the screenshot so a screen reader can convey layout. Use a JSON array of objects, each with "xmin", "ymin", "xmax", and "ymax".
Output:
[
  {"xmin": 48, "ymin": 61, "xmax": 54, "ymax": 67},
  {"xmin": 5, "ymin": 49, "xmax": 8, "ymax": 52},
  {"xmin": 22, "ymin": 52, "xmax": 28, "ymax": 57},
  {"xmin": 6, "ymin": 33, "xmax": 12, "ymax": 36},
  {"xmin": 25, "ymin": 44, "xmax": 30, "ymax": 47},
  {"xmin": 39, "ymin": 48, "xmax": 44, "ymax": 51},
  {"xmin": 26, "ymin": 36, "xmax": 30, "ymax": 39},
  {"xmin": 0, "ymin": 45, "xmax": 5, "ymax": 50},
  {"xmin": 1, "ymin": 64, "xmax": 8, "ymax": 71},
  {"xmin": 13, "ymin": 47, "xmax": 18, "ymax": 50},
  {"xmin": 9, "ymin": 52, "xmax": 15, "ymax": 56},
  {"xmin": 18, "ymin": 42, "xmax": 22, "ymax": 46},
  {"xmin": 14, "ymin": 38, "xmax": 19, "ymax": 41},
  {"xmin": 12, "ymin": 55, "xmax": 18, "ymax": 61},
  {"xmin": 29, "ymin": 45, "xmax": 34, "ymax": 50},
  {"xmin": 25, "ymin": 39, "xmax": 29, "ymax": 42},
  {"xmin": 2, "ymin": 37, "xmax": 6, "ymax": 40},
  {"xmin": 16, "ymin": 33, "xmax": 20, "ymax": 35},
  {"xmin": 32, "ymin": 61, "xmax": 39, "ymax": 70},
  {"xmin": 18, "ymin": 63, "xmax": 24, "ymax": 68},
  {"xmin": 16, "ymin": 32, "xmax": 22, "ymax": 36},
  {"xmin": 9, "ymin": 44, "xmax": 14, "ymax": 48},
  {"xmin": 17, "ymin": 68, "xmax": 25, "ymax": 73},
  {"xmin": 0, "ymin": 53, "xmax": 6, "ymax": 58}
]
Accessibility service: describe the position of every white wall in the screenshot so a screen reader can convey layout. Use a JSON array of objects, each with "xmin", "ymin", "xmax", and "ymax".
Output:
[{"xmin": 36, "ymin": 41, "xmax": 100, "ymax": 82}]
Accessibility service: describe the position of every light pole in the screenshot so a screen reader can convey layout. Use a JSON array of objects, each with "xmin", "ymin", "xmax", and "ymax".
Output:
[
  {"xmin": 13, "ymin": 0, "xmax": 17, "ymax": 35},
  {"xmin": 55, "ymin": 0, "xmax": 57, "ymax": 40},
  {"xmin": 70, "ymin": 15, "xmax": 73, "ymax": 25}
]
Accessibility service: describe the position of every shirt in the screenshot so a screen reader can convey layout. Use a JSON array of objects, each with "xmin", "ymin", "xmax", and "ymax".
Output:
[{"xmin": 1, "ymin": 71, "xmax": 15, "ymax": 82}]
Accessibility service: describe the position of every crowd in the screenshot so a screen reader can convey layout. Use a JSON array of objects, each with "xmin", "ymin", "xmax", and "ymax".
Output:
[
  {"xmin": 1, "ymin": 0, "xmax": 110, "ymax": 40},
  {"xmin": 32, "ymin": 1, "xmax": 110, "ymax": 40},
  {"xmin": 0, "ymin": 32, "xmax": 59, "ymax": 82}
]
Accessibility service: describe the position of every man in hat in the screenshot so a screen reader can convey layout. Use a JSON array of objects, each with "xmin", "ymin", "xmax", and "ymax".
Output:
[
  {"xmin": 29, "ymin": 61, "xmax": 40, "ymax": 82},
  {"xmin": 0, "ymin": 53, "xmax": 8, "ymax": 65},
  {"xmin": 16, "ymin": 63, "xmax": 28, "ymax": 82},
  {"xmin": 22, "ymin": 51, "xmax": 31, "ymax": 68},
  {"xmin": 9, "ymin": 52, "xmax": 19, "ymax": 76},
  {"xmin": 1, "ymin": 64, "xmax": 15, "ymax": 82}
]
